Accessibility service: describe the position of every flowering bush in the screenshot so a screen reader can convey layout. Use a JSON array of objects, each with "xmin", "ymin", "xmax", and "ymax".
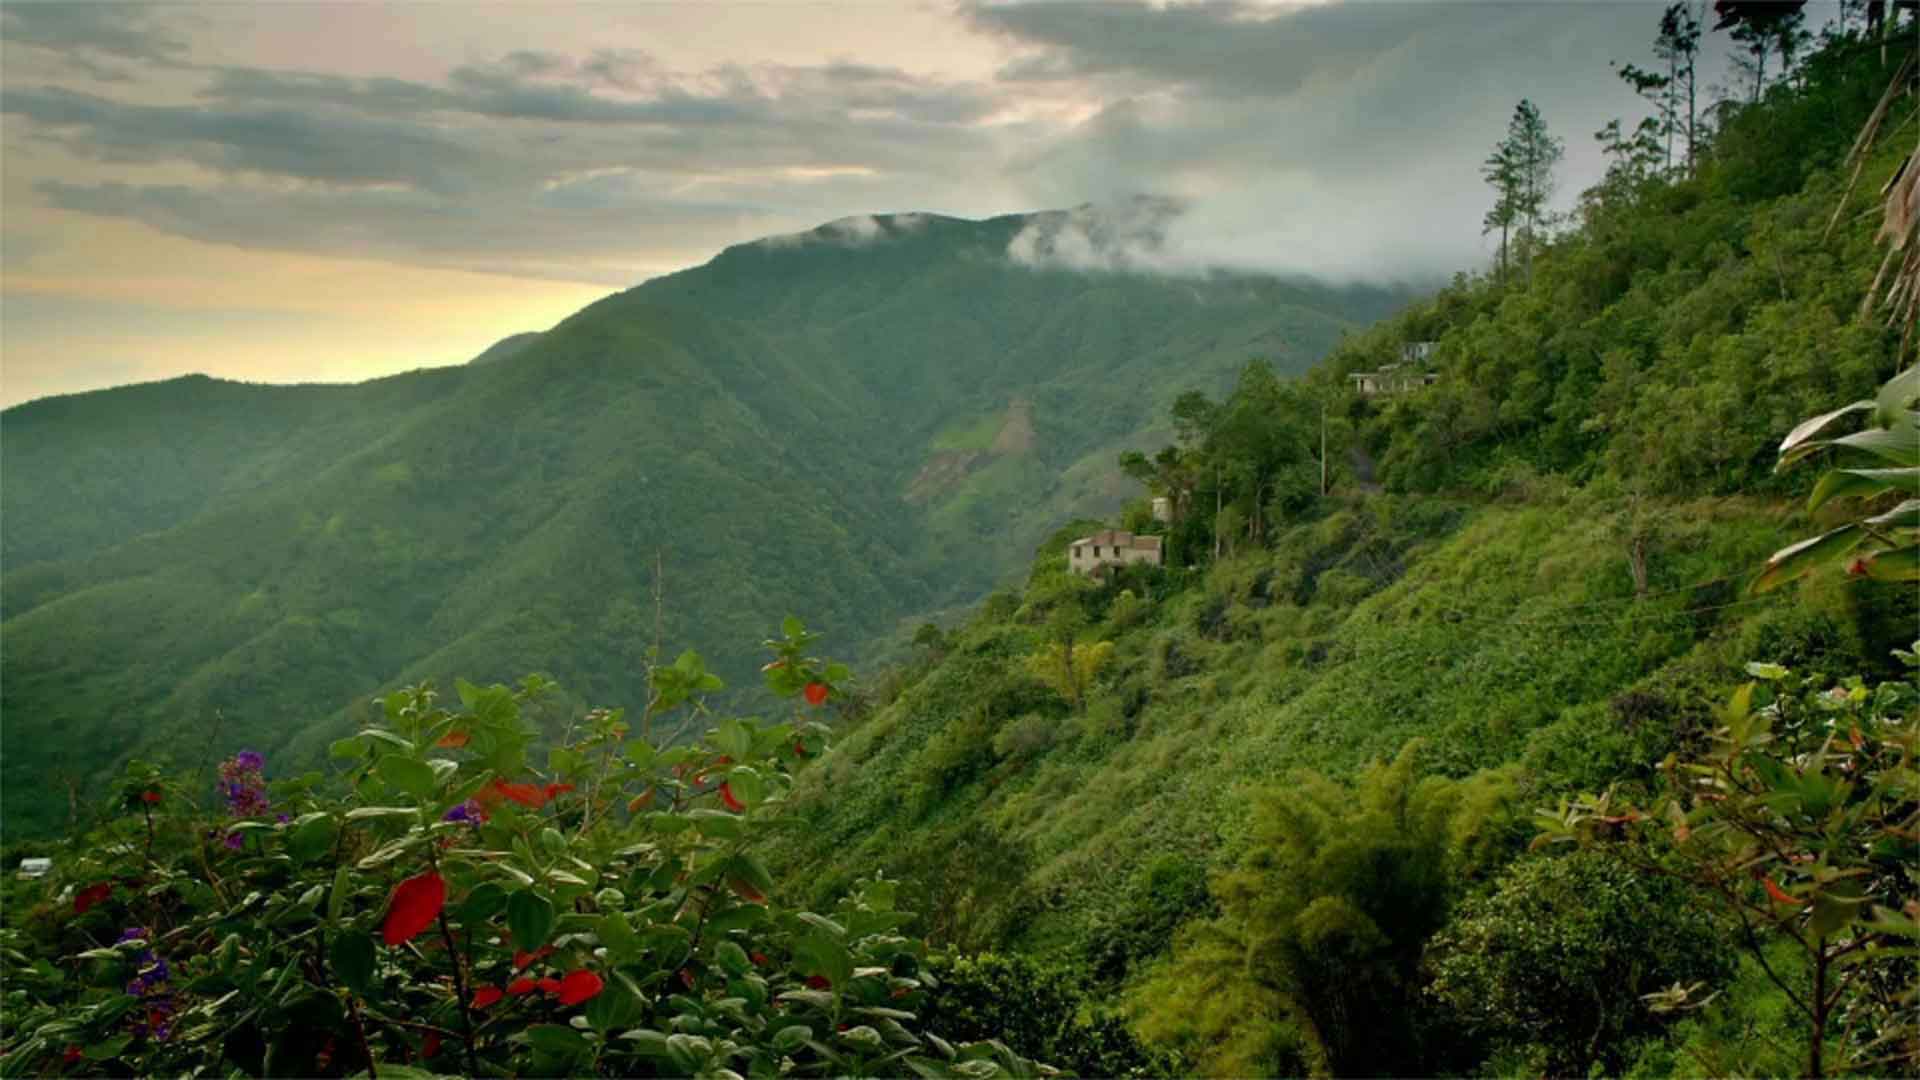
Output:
[{"xmin": 0, "ymin": 619, "xmax": 1048, "ymax": 1078}]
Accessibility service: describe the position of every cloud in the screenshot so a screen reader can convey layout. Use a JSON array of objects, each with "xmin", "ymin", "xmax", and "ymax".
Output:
[
  {"xmin": 2, "ymin": 0, "xmax": 1754, "ymax": 295},
  {"xmin": 1005, "ymin": 196, "xmax": 1184, "ymax": 271},
  {"xmin": 5, "ymin": 45, "xmax": 1024, "ymax": 285},
  {"xmin": 0, "ymin": 2, "xmax": 191, "ymax": 77},
  {"xmin": 961, "ymin": 0, "xmax": 1716, "ymax": 281},
  {"xmin": 757, "ymin": 212, "xmax": 943, "ymax": 249},
  {"xmin": 970, "ymin": 0, "xmax": 1452, "ymax": 100}
]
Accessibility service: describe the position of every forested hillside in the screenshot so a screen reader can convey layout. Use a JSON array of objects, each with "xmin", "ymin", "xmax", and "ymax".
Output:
[
  {"xmin": 767, "ymin": 18, "xmax": 1920, "ymax": 1078},
  {"xmin": 2, "ymin": 9, "xmax": 1916, "ymax": 1080},
  {"xmin": 0, "ymin": 211, "xmax": 1405, "ymax": 836}
]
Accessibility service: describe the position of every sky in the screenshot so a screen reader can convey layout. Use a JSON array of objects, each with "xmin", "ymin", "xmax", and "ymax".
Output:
[{"xmin": 0, "ymin": 0, "xmax": 1773, "ymax": 407}]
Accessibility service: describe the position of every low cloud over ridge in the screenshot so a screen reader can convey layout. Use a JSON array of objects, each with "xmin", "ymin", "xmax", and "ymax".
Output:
[{"xmin": 0, "ymin": 0, "xmax": 1773, "ymax": 402}]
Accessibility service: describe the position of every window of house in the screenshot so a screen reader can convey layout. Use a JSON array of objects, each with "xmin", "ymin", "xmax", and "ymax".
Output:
[{"xmin": 1093, "ymin": 545, "xmax": 1102, "ymax": 556}]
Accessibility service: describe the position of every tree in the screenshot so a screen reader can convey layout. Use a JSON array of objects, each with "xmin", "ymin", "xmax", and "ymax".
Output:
[
  {"xmin": 1119, "ymin": 444, "xmax": 1196, "ymax": 563},
  {"xmin": 1590, "ymin": 116, "xmax": 1669, "ymax": 210},
  {"xmin": 1539, "ymin": 659, "xmax": 1920, "ymax": 1077},
  {"xmin": 1662, "ymin": 2, "xmax": 1705, "ymax": 171},
  {"xmin": 1481, "ymin": 139, "xmax": 1521, "ymax": 281},
  {"xmin": 1140, "ymin": 743, "xmax": 1524, "ymax": 1076},
  {"xmin": 1426, "ymin": 851, "xmax": 1731, "ymax": 1074},
  {"xmin": 1619, "ymin": 3, "xmax": 1704, "ymax": 173},
  {"xmin": 1719, "ymin": 0, "xmax": 1811, "ymax": 101},
  {"xmin": 1484, "ymin": 101, "xmax": 1564, "ymax": 283},
  {"xmin": 913, "ymin": 621, "xmax": 950, "ymax": 656},
  {"xmin": 1026, "ymin": 604, "xmax": 1110, "ymax": 713}
]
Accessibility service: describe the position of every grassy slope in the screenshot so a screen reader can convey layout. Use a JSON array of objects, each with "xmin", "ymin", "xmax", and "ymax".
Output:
[{"xmin": 773, "ymin": 492, "xmax": 1912, "ymax": 963}]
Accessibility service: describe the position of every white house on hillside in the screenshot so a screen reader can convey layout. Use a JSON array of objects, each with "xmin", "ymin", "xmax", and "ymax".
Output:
[
  {"xmin": 1068, "ymin": 530, "xmax": 1163, "ymax": 575},
  {"xmin": 1348, "ymin": 342, "xmax": 1440, "ymax": 397}
]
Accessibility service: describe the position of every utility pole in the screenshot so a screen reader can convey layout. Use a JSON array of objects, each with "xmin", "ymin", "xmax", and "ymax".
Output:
[
  {"xmin": 1213, "ymin": 463, "xmax": 1222, "ymax": 561},
  {"xmin": 1320, "ymin": 403, "xmax": 1328, "ymax": 497}
]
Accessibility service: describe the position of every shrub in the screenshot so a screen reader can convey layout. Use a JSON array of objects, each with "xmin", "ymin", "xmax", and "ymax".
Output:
[
  {"xmin": 923, "ymin": 952, "xmax": 1169, "ymax": 1078},
  {"xmin": 0, "ymin": 621, "xmax": 1043, "ymax": 1078},
  {"xmin": 991, "ymin": 713, "xmax": 1059, "ymax": 762},
  {"xmin": 1425, "ymin": 850, "xmax": 1731, "ymax": 1075}
]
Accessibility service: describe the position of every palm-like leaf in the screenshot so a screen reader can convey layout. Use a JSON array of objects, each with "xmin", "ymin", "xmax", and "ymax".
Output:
[{"xmin": 1756, "ymin": 364, "xmax": 1920, "ymax": 593}]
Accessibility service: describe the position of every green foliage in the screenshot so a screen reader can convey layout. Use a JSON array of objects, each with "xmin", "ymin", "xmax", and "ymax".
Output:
[
  {"xmin": 1024, "ymin": 641, "xmax": 1114, "ymax": 714},
  {"xmin": 1309, "ymin": 29, "xmax": 1911, "ymax": 504},
  {"xmin": 1755, "ymin": 361, "xmax": 1920, "ymax": 592},
  {"xmin": 1541, "ymin": 654, "xmax": 1920, "ymax": 1077},
  {"xmin": 1136, "ymin": 743, "xmax": 1524, "ymax": 1077},
  {"xmin": 921, "ymin": 952, "xmax": 1168, "ymax": 1079},
  {"xmin": 1425, "ymin": 851, "xmax": 1730, "ymax": 1075},
  {"xmin": 0, "ymin": 624, "xmax": 1050, "ymax": 1078}
]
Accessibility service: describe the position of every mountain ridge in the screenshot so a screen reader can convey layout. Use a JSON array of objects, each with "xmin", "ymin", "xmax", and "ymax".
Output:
[{"xmin": 0, "ymin": 207, "xmax": 1412, "ymax": 835}]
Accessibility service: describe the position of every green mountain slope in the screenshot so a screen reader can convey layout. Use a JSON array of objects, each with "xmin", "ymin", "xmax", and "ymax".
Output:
[
  {"xmin": 761, "ymin": 32, "xmax": 1919, "ymax": 1077},
  {"xmin": 0, "ymin": 210, "xmax": 1408, "ymax": 836}
]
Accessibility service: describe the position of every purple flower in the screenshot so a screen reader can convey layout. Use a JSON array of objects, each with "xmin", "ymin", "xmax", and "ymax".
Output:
[
  {"xmin": 217, "ymin": 752, "xmax": 271, "ymax": 817},
  {"xmin": 223, "ymin": 831, "xmax": 245, "ymax": 850},
  {"xmin": 116, "ymin": 927, "xmax": 151, "ymax": 945},
  {"xmin": 442, "ymin": 800, "xmax": 484, "ymax": 825}
]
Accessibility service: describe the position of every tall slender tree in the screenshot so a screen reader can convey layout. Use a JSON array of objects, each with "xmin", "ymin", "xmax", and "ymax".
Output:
[
  {"xmin": 1484, "ymin": 100, "xmax": 1564, "ymax": 283},
  {"xmin": 1618, "ymin": 4, "xmax": 1702, "ymax": 175},
  {"xmin": 1658, "ymin": 3, "xmax": 1703, "ymax": 172},
  {"xmin": 1718, "ymin": 0, "xmax": 1810, "ymax": 100},
  {"xmin": 1481, "ymin": 139, "xmax": 1521, "ymax": 281}
]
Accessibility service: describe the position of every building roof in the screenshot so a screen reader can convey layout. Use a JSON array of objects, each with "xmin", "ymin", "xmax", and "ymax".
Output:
[{"xmin": 1072, "ymin": 530, "xmax": 1162, "ymax": 552}]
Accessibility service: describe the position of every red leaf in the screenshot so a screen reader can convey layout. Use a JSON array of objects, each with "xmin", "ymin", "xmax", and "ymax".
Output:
[
  {"xmin": 543, "ymin": 783, "xmax": 575, "ymax": 801},
  {"xmin": 1763, "ymin": 877, "xmax": 1805, "ymax": 907},
  {"xmin": 435, "ymin": 730, "xmax": 471, "ymax": 748},
  {"xmin": 469, "ymin": 986, "xmax": 503, "ymax": 1010},
  {"xmin": 720, "ymin": 783, "xmax": 746, "ymax": 813},
  {"xmin": 731, "ymin": 877, "xmax": 765, "ymax": 903},
  {"xmin": 140, "ymin": 790, "xmax": 162, "ymax": 804},
  {"xmin": 507, "ymin": 978, "xmax": 539, "ymax": 996},
  {"xmin": 422, "ymin": 1031, "xmax": 443, "ymax": 1058},
  {"xmin": 62, "ymin": 1045, "xmax": 83, "ymax": 1065},
  {"xmin": 803, "ymin": 681, "xmax": 830, "ymax": 706},
  {"xmin": 806, "ymin": 974, "xmax": 832, "ymax": 990},
  {"xmin": 74, "ymin": 882, "xmax": 112, "ymax": 915},
  {"xmin": 627, "ymin": 788, "xmax": 656, "ymax": 813},
  {"xmin": 513, "ymin": 946, "xmax": 552, "ymax": 970},
  {"xmin": 382, "ymin": 871, "xmax": 446, "ymax": 946},
  {"xmin": 537, "ymin": 976, "xmax": 562, "ymax": 993},
  {"xmin": 793, "ymin": 739, "xmax": 808, "ymax": 758},
  {"xmin": 555, "ymin": 969, "xmax": 604, "ymax": 1006},
  {"xmin": 750, "ymin": 951, "xmax": 770, "ymax": 967}
]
